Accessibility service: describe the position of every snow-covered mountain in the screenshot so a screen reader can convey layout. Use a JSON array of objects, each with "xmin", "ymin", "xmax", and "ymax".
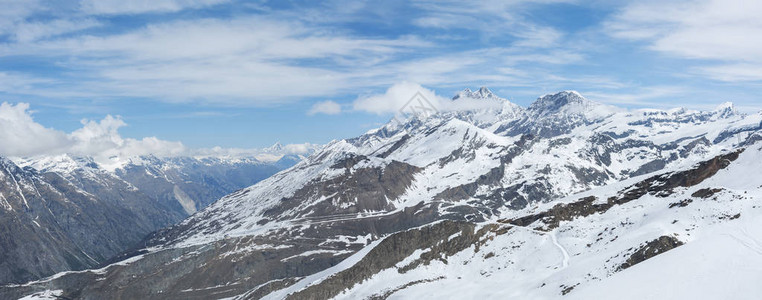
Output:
[
  {"xmin": 0, "ymin": 156, "xmax": 180, "ymax": 285},
  {"xmin": 12, "ymin": 143, "xmax": 317, "ymax": 215},
  {"xmin": 4, "ymin": 89, "xmax": 762, "ymax": 299},
  {"xmin": 0, "ymin": 147, "xmax": 315, "ymax": 285}
]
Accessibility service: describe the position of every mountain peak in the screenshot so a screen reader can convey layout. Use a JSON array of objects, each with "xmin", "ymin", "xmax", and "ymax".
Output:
[
  {"xmin": 453, "ymin": 86, "xmax": 497, "ymax": 100},
  {"xmin": 0, "ymin": 156, "xmax": 16, "ymax": 169},
  {"xmin": 477, "ymin": 86, "xmax": 493, "ymax": 97},
  {"xmin": 714, "ymin": 102, "xmax": 737, "ymax": 118},
  {"xmin": 534, "ymin": 90, "xmax": 587, "ymax": 105},
  {"xmin": 267, "ymin": 142, "xmax": 284, "ymax": 152},
  {"xmin": 529, "ymin": 90, "xmax": 597, "ymax": 115}
]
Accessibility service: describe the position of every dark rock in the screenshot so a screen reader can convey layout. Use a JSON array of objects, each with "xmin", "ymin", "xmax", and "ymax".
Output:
[
  {"xmin": 501, "ymin": 150, "xmax": 744, "ymax": 230},
  {"xmin": 287, "ymin": 221, "xmax": 507, "ymax": 300},
  {"xmin": 691, "ymin": 188, "xmax": 724, "ymax": 198},
  {"xmin": 617, "ymin": 236, "xmax": 684, "ymax": 271},
  {"xmin": 669, "ymin": 199, "xmax": 693, "ymax": 208}
]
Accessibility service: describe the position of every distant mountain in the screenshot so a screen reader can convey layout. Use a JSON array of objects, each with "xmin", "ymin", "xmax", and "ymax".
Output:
[
  {"xmin": 0, "ymin": 156, "xmax": 178, "ymax": 285},
  {"xmin": 3, "ymin": 89, "xmax": 761, "ymax": 299},
  {"xmin": 0, "ymin": 147, "xmax": 317, "ymax": 285}
]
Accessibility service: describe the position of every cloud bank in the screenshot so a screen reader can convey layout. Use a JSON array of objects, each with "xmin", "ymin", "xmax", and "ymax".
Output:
[
  {"xmin": 308, "ymin": 101, "xmax": 342, "ymax": 115},
  {"xmin": 0, "ymin": 102, "xmax": 186, "ymax": 159},
  {"xmin": 606, "ymin": 0, "xmax": 762, "ymax": 81},
  {"xmin": 352, "ymin": 82, "xmax": 503, "ymax": 115},
  {"xmin": 0, "ymin": 102, "xmax": 317, "ymax": 162},
  {"xmin": 0, "ymin": 102, "xmax": 71, "ymax": 156}
]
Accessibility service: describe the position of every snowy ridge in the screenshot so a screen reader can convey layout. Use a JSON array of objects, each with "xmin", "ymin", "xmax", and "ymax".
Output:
[
  {"xmin": 323, "ymin": 146, "xmax": 762, "ymax": 299},
  {"xmin": 168, "ymin": 90, "xmax": 760, "ymax": 248},
  {"xmin": 11, "ymin": 141, "xmax": 321, "ymax": 173}
]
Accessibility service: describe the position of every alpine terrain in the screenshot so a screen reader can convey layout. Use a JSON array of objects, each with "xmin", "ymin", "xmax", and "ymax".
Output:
[
  {"xmin": 3, "ymin": 88, "xmax": 762, "ymax": 299},
  {"xmin": 0, "ymin": 145, "xmax": 315, "ymax": 285}
]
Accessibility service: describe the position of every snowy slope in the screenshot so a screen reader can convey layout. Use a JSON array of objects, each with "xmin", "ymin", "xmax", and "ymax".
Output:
[
  {"xmin": 569, "ymin": 218, "xmax": 762, "ymax": 300},
  {"xmin": 285, "ymin": 146, "xmax": 762, "ymax": 299},
  {"xmin": 166, "ymin": 89, "xmax": 760, "ymax": 248}
]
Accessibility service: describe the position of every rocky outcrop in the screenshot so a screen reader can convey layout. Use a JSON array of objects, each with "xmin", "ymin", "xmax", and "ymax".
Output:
[
  {"xmin": 503, "ymin": 149, "xmax": 744, "ymax": 230},
  {"xmin": 691, "ymin": 188, "xmax": 724, "ymax": 198},
  {"xmin": 287, "ymin": 221, "xmax": 507, "ymax": 300},
  {"xmin": 617, "ymin": 236, "xmax": 684, "ymax": 271},
  {"xmin": 264, "ymin": 157, "xmax": 421, "ymax": 220}
]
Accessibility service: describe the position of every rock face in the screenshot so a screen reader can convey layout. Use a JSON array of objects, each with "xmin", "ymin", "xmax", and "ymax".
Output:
[
  {"xmin": 286, "ymin": 221, "xmax": 495, "ymax": 300},
  {"xmin": 0, "ymin": 158, "xmax": 176, "ymax": 284},
  {"xmin": 0, "ymin": 154, "xmax": 301, "ymax": 285},
  {"xmin": 16, "ymin": 154, "xmax": 300, "ymax": 216},
  {"xmin": 504, "ymin": 149, "xmax": 744, "ymax": 231},
  {"xmin": 3, "ymin": 90, "xmax": 762, "ymax": 299},
  {"xmin": 617, "ymin": 236, "xmax": 684, "ymax": 271}
]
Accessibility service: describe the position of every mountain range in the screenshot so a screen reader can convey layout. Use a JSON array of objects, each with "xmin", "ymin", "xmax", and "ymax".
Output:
[
  {"xmin": 0, "ymin": 147, "xmax": 316, "ymax": 285},
  {"xmin": 2, "ymin": 88, "xmax": 761, "ymax": 299}
]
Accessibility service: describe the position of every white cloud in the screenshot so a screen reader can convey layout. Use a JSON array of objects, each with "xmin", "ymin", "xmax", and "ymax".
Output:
[
  {"xmin": 0, "ymin": 1, "xmax": 102, "ymax": 44},
  {"xmin": 0, "ymin": 72, "xmax": 53, "ymax": 93},
  {"xmin": 79, "ymin": 0, "xmax": 228, "ymax": 15},
  {"xmin": 12, "ymin": 18, "xmax": 102, "ymax": 42},
  {"xmin": 411, "ymin": 0, "xmax": 570, "ymax": 45},
  {"xmin": 69, "ymin": 115, "xmax": 128, "ymax": 155},
  {"xmin": 308, "ymin": 101, "xmax": 342, "ymax": 115},
  {"xmin": 0, "ymin": 102, "xmax": 324, "ymax": 166},
  {"xmin": 0, "ymin": 0, "xmax": 40, "ymax": 35},
  {"xmin": 192, "ymin": 142, "xmax": 321, "ymax": 162},
  {"xmin": 281, "ymin": 143, "xmax": 320, "ymax": 155},
  {"xmin": 606, "ymin": 0, "xmax": 762, "ymax": 81},
  {"xmin": 38, "ymin": 17, "xmax": 421, "ymax": 61},
  {"xmin": 581, "ymin": 86, "xmax": 689, "ymax": 107},
  {"xmin": 511, "ymin": 25, "xmax": 564, "ymax": 48},
  {"xmin": 695, "ymin": 63, "xmax": 762, "ymax": 82},
  {"xmin": 0, "ymin": 102, "xmax": 185, "ymax": 160},
  {"xmin": 352, "ymin": 82, "xmax": 445, "ymax": 115},
  {"xmin": 0, "ymin": 0, "xmax": 593, "ymax": 107},
  {"xmin": 0, "ymin": 102, "xmax": 71, "ymax": 156},
  {"xmin": 0, "ymin": 16, "xmax": 430, "ymax": 105},
  {"xmin": 69, "ymin": 115, "xmax": 186, "ymax": 159},
  {"xmin": 352, "ymin": 82, "xmax": 504, "ymax": 116}
]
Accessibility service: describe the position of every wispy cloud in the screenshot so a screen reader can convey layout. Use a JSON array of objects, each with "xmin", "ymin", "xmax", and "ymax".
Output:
[
  {"xmin": 352, "ymin": 82, "xmax": 504, "ymax": 115},
  {"xmin": 605, "ymin": 0, "xmax": 762, "ymax": 81},
  {"xmin": 12, "ymin": 18, "xmax": 102, "ymax": 42},
  {"xmin": 0, "ymin": 14, "xmax": 435, "ymax": 105},
  {"xmin": 0, "ymin": 101, "xmax": 317, "ymax": 161},
  {"xmin": 307, "ymin": 101, "xmax": 342, "ymax": 115},
  {"xmin": 582, "ymin": 86, "xmax": 689, "ymax": 107},
  {"xmin": 79, "ymin": 0, "xmax": 229, "ymax": 15},
  {"xmin": 1, "ymin": 0, "xmax": 756, "ymax": 120},
  {"xmin": 0, "ymin": 0, "xmax": 595, "ymax": 108},
  {"xmin": 0, "ymin": 0, "xmax": 41, "ymax": 35}
]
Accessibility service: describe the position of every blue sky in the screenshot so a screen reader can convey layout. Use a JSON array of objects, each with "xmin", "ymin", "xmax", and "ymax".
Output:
[{"xmin": 1, "ymin": 0, "xmax": 761, "ymax": 152}]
